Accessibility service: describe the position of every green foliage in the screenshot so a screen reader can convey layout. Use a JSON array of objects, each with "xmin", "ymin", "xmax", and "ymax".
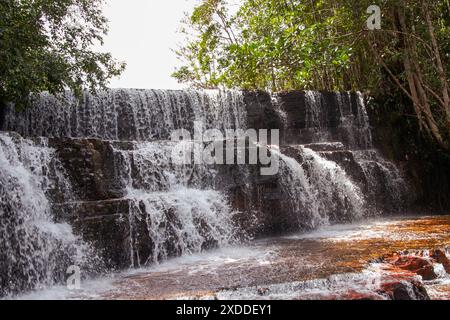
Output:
[
  {"xmin": 0, "ymin": 0, "xmax": 125, "ymax": 109},
  {"xmin": 173, "ymin": 0, "xmax": 449, "ymax": 92},
  {"xmin": 174, "ymin": 0, "xmax": 450, "ymax": 148},
  {"xmin": 173, "ymin": 0, "xmax": 372, "ymax": 91}
]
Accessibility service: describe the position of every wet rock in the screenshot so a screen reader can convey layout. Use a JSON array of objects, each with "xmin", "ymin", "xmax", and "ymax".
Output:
[
  {"xmin": 257, "ymin": 287, "xmax": 270, "ymax": 296},
  {"xmin": 339, "ymin": 290, "xmax": 385, "ymax": 300},
  {"xmin": 49, "ymin": 138, "xmax": 133, "ymax": 201},
  {"xmin": 386, "ymin": 255, "xmax": 437, "ymax": 280},
  {"xmin": 242, "ymin": 91, "xmax": 281, "ymax": 131},
  {"xmin": 274, "ymin": 91, "xmax": 370, "ymax": 147},
  {"xmin": 42, "ymin": 136, "xmax": 292, "ymax": 267},
  {"xmin": 303, "ymin": 142, "xmax": 346, "ymax": 152},
  {"xmin": 57, "ymin": 199, "xmax": 132, "ymax": 270},
  {"xmin": 378, "ymin": 279, "xmax": 430, "ymax": 300},
  {"xmin": 430, "ymin": 249, "xmax": 450, "ymax": 274}
]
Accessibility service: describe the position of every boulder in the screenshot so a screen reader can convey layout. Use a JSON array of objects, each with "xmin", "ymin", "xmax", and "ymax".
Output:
[
  {"xmin": 386, "ymin": 255, "xmax": 437, "ymax": 280},
  {"xmin": 378, "ymin": 279, "xmax": 430, "ymax": 300},
  {"xmin": 430, "ymin": 249, "xmax": 450, "ymax": 274}
]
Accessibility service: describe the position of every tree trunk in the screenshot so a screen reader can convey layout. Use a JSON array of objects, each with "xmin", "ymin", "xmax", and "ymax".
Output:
[
  {"xmin": 423, "ymin": 0, "xmax": 450, "ymax": 133},
  {"xmin": 397, "ymin": 7, "xmax": 445, "ymax": 147},
  {"xmin": 395, "ymin": 9, "xmax": 425, "ymax": 130},
  {"xmin": 414, "ymin": 73, "xmax": 445, "ymax": 145}
]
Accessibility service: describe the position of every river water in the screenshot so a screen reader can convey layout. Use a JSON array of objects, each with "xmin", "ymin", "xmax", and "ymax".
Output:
[{"xmin": 15, "ymin": 215, "xmax": 449, "ymax": 300}]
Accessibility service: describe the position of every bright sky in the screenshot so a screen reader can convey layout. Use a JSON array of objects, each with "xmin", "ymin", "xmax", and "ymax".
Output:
[{"xmin": 99, "ymin": 0, "xmax": 199, "ymax": 89}]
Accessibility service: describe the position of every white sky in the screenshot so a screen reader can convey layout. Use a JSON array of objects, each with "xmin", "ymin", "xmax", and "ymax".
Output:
[{"xmin": 99, "ymin": 0, "xmax": 199, "ymax": 89}]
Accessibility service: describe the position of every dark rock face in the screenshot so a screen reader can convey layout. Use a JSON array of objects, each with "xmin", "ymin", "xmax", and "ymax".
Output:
[
  {"xmin": 367, "ymin": 96, "xmax": 450, "ymax": 211},
  {"xmin": 0, "ymin": 105, "xmax": 6, "ymax": 131},
  {"xmin": 379, "ymin": 280, "xmax": 430, "ymax": 300},
  {"xmin": 241, "ymin": 90, "xmax": 373, "ymax": 148},
  {"xmin": 274, "ymin": 91, "xmax": 372, "ymax": 148},
  {"xmin": 242, "ymin": 91, "xmax": 282, "ymax": 131},
  {"xmin": 56, "ymin": 200, "xmax": 131, "ymax": 270},
  {"xmin": 49, "ymin": 138, "xmax": 132, "ymax": 201}
]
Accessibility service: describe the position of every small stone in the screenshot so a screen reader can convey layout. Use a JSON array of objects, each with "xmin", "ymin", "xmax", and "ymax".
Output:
[{"xmin": 257, "ymin": 287, "xmax": 270, "ymax": 296}]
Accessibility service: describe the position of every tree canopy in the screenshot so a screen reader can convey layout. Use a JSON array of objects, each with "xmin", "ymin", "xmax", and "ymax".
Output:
[
  {"xmin": 173, "ymin": 0, "xmax": 450, "ymax": 148},
  {"xmin": 0, "ymin": 0, "xmax": 125, "ymax": 109}
]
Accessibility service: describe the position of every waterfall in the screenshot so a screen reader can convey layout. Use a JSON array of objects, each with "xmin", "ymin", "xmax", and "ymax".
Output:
[
  {"xmin": 273, "ymin": 90, "xmax": 407, "ymax": 218},
  {"xmin": 0, "ymin": 89, "xmax": 412, "ymax": 296},
  {"xmin": 126, "ymin": 188, "xmax": 239, "ymax": 266},
  {"xmin": 0, "ymin": 132, "xmax": 98, "ymax": 297},
  {"xmin": 352, "ymin": 150, "xmax": 411, "ymax": 211},
  {"xmin": 2, "ymin": 89, "xmax": 247, "ymax": 141},
  {"xmin": 275, "ymin": 91, "xmax": 373, "ymax": 148},
  {"xmin": 110, "ymin": 141, "xmax": 239, "ymax": 267},
  {"xmin": 275, "ymin": 146, "xmax": 365, "ymax": 229}
]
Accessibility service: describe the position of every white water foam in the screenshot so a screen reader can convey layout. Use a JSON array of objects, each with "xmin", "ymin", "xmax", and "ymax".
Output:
[
  {"xmin": 275, "ymin": 146, "xmax": 365, "ymax": 229},
  {"xmin": 0, "ymin": 133, "xmax": 96, "ymax": 297},
  {"xmin": 126, "ymin": 187, "xmax": 240, "ymax": 266}
]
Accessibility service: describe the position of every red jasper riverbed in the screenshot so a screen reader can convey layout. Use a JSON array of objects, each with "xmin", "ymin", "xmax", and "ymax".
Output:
[{"xmin": 18, "ymin": 215, "xmax": 450, "ymax": 300}]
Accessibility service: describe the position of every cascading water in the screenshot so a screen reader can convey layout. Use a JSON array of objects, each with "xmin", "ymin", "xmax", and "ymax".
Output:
[
  {"xmin": 275, "ymin": 146, "xmax": 365, "ymax": 229},
  {"xmin": 0, "ymin": 132, "xmax": 98, "ymax": 297},
  {"xmin": 352, "ymin": 150, "xmax": 411, "ymax": 211},
  {"xmin": 334, "ymin": 91, "xmax": 372, "ymax": 149},
  {"xmin": 0, "ymin": 88, "xmax": 413, "ymax": 297},
  {"xmin": 275, "ymin": 91, "xmax": 373, "ymax": 148},
  {"xmin": 110, "ymin": 141, "xmax": 240, "ymax": 267},
  {"xmin": 275, "ymin": 148, "xmax": 325, "ymax": 229},
  {"xmin": 2, "ymin": 89, "xmax": 246, "ymax": 141},
  {"xmin": 126, "ymin": 188, "xmax": 239, "ymax": 266},
  {"xmin": 273, "ymin": 91, "xmax": 408, "ymax": 217},
  {"xmin": 304, "ymin": 91, "xmax": 329, "ymax": 142}
]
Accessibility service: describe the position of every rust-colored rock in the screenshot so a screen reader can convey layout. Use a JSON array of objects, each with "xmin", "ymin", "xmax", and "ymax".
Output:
[
  {"xmin": 339, "ymin": 290, "xmax": 385, "ymax": 300},
  {"xmin": 385, "ymin": 255, "xmax": 437, "ymax": 280},
  {"xmin": 430, "ymin": 249, "xmax": 450, "ymax": 274}
]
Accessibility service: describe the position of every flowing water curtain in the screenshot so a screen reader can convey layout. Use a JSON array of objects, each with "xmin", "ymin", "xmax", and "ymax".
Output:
[
  {"xmin": 127, "ymin": 188, "xmax": 240, "ymax": 266},
  {"xmin": 276, "ymin": 147, "xmax": 366, "ymax": 230},
  {"xmin": 2, "ymin": 89, "xmax": 248, "ymax": 141},
  {"xmin": 0, "ymin": 133, "xmax": 99, "ymax": 297},
  {"xmin": 108, "ymin": 140, "xmax": 240, "ymax": 267}
]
